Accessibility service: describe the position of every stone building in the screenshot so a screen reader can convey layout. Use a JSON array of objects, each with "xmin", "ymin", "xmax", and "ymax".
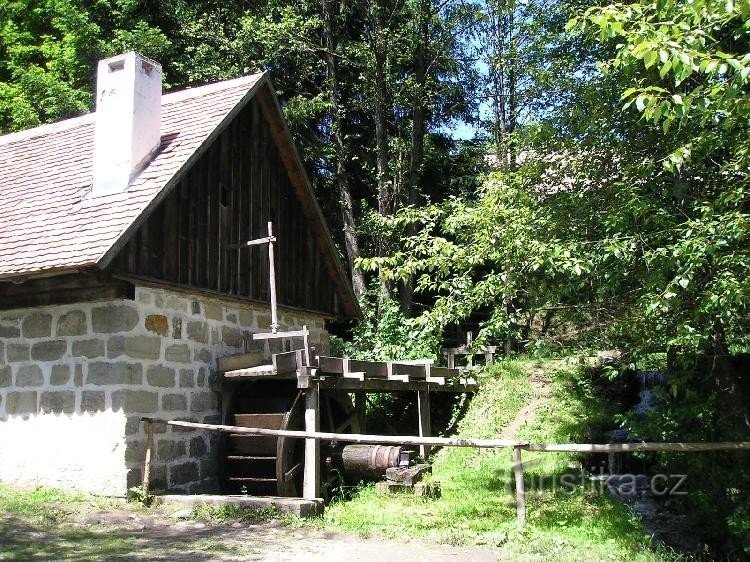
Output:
[{"xmin": 0, "ymin": 53, "xmax": 359, "ymax": 496}]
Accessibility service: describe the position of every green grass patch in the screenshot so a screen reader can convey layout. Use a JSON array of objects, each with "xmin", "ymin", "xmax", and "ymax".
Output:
[{"xmin": 314, "ymin": 359, "xmax": 684, "ymax": 560}]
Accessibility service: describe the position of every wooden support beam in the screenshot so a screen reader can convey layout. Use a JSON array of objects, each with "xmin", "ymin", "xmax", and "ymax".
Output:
[
  {"xmin": 253, "ymin": 328, "xmax": 310, "ymax": 340},
  {"xmin": 417, "ymin": 389, "xmax": 431, "ymax": 458},
  {"xmin": 307, "ymin": 376, "xmax": 478, "ymax": 393},
  {"xmin": 303, "ymin": 383, "xmax": 320, "ymax": 500},
  {"xmin": 355, "ymin": 393, "xmax": 366, "ymax": 433},
  {"xmin": 142, "ymin": 420, "xmax": 154, "ymax": 498},
  {"xmin": 217, "ymin": 352, "xmax": 264, "ymax": 372},
  {"xmin": 513, "ymin": 446, "xmax": 526, "ymax": 530}
]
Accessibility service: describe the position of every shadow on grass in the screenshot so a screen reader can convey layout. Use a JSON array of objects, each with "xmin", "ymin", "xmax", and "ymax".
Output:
[{"xmin": 0, "ymin": 513, "xmax": 270, "ymax": 561}]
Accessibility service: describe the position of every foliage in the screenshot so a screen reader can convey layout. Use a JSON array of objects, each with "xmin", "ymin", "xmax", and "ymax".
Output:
[
  {"xmin": 333, "ymin": 289, "xmax": 440, "ymax": 361},
  {"xmin": 317, "ymin": 359, "xmax": 673, "ymax": 560},
  {"xmin": 190, "ymin": 503, "xmax": 284, "ymax": 524}
]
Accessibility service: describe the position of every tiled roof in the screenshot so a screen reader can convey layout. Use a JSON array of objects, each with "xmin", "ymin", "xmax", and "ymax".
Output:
[{"xmin": 0, "ymin": 73, "xmax": 265, "ymax": 279}]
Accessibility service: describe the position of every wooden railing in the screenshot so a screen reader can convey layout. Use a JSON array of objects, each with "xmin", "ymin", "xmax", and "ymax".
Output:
[{"xmin": 141, "ymin": 417, "xmax": 750, "ymax": 529}]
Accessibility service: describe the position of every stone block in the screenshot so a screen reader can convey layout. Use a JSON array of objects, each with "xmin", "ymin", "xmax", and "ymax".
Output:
[
  {"xmin": 125, "ymin": 440, "xmax": 146, "ymax": 464},
  {"xmin": 112, "ymin": 389, "xmax": 158, "ymax": 414},
  {"xmin": 72, "ymin": 339, "xmax": 105, "ymax": 359},
  {"xmin": 238, "ymin": 309, "xmax": 254, "ymax": 327},
  {"xmin": 144, "ymin": 314, "xmax": 169, "ymax": 336},
  {"xmin": 22, "ymin": 313, "xmax": 52, "ymax": 338},
  {"xmin": 81, "ymin": 391, "xmax": 106, "ymax": 413},
  {"xmin": 165, "ymin": 344, "xmax": 190, "ymax": 363},
  {"xmin": 150, "ymin": 466, "xmax": 167, "ymax": 492},
  {"xmin": 88, "ymin": 362, "xmax": 143, "ymax": 386},
  {"xmin": 204, "ymin": 302, "xmax": 222, "ymax": 321},
  {"xmin": 126, "ymin": 416, "xmax": 142, "ymax": 436},
  {"xmin": 40, "ymin": 391, "xmax": 75, "ymax": 413},
  {"xmin": 199, "ymin": 459, "xmax": 216, "ymax": 478},
  {"xmin": 0, "ymin": 324, "xmax": 20, "ymax": 338},
  {"xmin": 226, "ymin": 312, "xmax": 237, "ymax": 323},
  {"xmin": 269, "ymin": 339, "xmax": 283, "ymax": 354},
  {"xmin": 172, "ymin": 317, "xmax": 183, "ymax": 339},
  {"xmin": 6, "ymin": 391, "xmax": 37, "ymax": 415},
  {"xmin": 179, "ymin": 369, "xmax": 194, "ymax": 388},
  {"xmin": 30, "ymin": 340, "xmax": 67, "ymax": 361},
  {"xmin": 191, "ymin": 392, "xmax": 217, "ymax": 412},
  {"xmin": 50, "ymin": 364, "xmax": 71, "ymax": 386},
  {"xmin": 194, "ymin": 348, "xmax": 211, "ymax": 364},
  {"xmin": 210, "ymin": 328, "xmax": 220, "ymax": 345},
  {"xmin": 256, "ymin": 314, "xmax": 271, "ymax": 329},
  {"xmin": 147, "ymin": 365, "xmax": 175, "ymax": 388},
  {"xmin": 137, "ymin": 290, "xmax": 152, "ymax": 305},
  {"xmin": 186, "ymin": 321, "xmax": 208, "ymax": 344},
  {"xmin": 57, "ymin": 310, "xmax": 87, "ymax": 336},
  {"xmin": 158, "ymin": 439, "xmax": 186, "ymax": 462},
  {"xmin": 197, "ymin": 368, "xmax": 206, "ymax": 387},
  {"xmin": 191, "ymin": 301, "xmax": 201, "ymax": 315},
  {"xmin": 162, "ymin": 393, "xmax": 187, "ymax": 411},
  {"xmin": 15, "ymin": 365, "xmax": 43, "ymax": 387},
  {"xmin": 190, "ymin": 436, "xmax": 208, "ymax": 457},
  {"xmin": 0, "ymin": 341, "xmax": 4, "ymax": 365},
  {"xmin": 108, "ymin": 335, "xmax": 161, "ymax": 360},
  {"xmin": 126, "ymin": 468, "xmax": 142, "ymax": 489},
  {"xmin": 165, "ymin": 295, "xmax": 188, "ymax": 311},
  {"xmin": 7, "ymin": 343, "xmax": 29, "ymax": 362},
  {"xmin": 169, "ymin": 461, "xmax": 199, "ymax": 486},
  {"xmin": 243, "ymin": 333, "xmax": 264, "ymax": 353},
  {"xmin": 222, "ymin": 326, "xmax": 242, "ymax": 348},
  {"xmin": 0, "ymin": 366, "xmax": 10, "ymax": 387},
  {"xmin": 92, "ymin": 305, "xmax": 139, "ymax": 333},
  {"xmin": 74, "ymin": 364, "xmax": 83, "ymax": 386}
]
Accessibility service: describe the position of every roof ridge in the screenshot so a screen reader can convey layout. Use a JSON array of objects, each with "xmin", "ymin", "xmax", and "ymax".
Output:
[{"xmin": 0, "ymin": 72, "xmax": 266, "ymax": 148}]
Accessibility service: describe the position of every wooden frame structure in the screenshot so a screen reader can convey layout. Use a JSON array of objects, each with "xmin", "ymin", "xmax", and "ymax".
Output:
[{"xmin": 218, "ymin": 349, "xmax": 477, "ymax": 500}]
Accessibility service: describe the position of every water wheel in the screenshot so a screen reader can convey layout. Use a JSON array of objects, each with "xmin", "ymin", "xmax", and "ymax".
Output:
[{"xmin": 221, "ymin": 380, "xmax": 360, "ymax": 498}]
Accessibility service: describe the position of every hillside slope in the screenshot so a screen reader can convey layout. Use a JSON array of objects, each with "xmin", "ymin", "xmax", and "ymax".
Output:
[{"xmin": 319, "ymin": 359, "xmax": 680, "ymax": 561}]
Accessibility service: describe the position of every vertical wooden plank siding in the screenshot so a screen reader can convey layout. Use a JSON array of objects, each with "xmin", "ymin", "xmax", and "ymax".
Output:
[{"xmin": 111, "ymin": 97, "xmax": 337, "ymax": 315}]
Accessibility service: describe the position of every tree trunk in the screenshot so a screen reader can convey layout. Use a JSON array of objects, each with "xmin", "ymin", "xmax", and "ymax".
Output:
[
  {"xmin": 400, "ymin": 0, "xmax": 429, "ymax": 314},
  {"xmin": 370, "ymin": 1, "xmax": 393, "ymax": 306},
  {"xmin": 322, "ymin": 0, "xmax": 366, "ymax": 297}
]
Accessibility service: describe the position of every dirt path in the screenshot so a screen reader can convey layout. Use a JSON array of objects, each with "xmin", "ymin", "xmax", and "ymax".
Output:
[
  {"xmin": 500, "ymin": 362, "xmax": 553, "ymax": 440},
  {"xmin": 1, "ymin": 507, "xmax": 500, "ymax": 561}
]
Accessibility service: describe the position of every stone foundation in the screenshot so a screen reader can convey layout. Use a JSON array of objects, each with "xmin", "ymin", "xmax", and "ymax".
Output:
[{"xmin": 0, "ymin": 285, "xmax": 329, "ymax": 495}]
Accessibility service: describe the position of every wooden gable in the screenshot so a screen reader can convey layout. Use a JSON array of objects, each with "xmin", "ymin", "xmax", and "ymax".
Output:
[{"xmin": 110, "ymin": 94, "xmax": 341, "ymax": 317}]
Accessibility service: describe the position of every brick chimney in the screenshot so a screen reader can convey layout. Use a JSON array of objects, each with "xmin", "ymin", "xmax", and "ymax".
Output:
[{"xmin": 92, "ymin": 52, "xmax": 162, "ymax": 195}]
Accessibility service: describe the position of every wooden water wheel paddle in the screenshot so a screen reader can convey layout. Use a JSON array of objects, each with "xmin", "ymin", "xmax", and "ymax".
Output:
[{"xmin": 222, "ymin": 380, "xmax": 360, "ymax": 499}]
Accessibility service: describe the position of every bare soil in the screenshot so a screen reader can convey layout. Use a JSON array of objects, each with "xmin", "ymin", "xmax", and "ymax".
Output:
[
  {"xmin": 500, "ymin": 363, "xmax": 553, "ymax": 440},
  {"xmin": 1, "ymin": 506, "xmax": 501, "ymax": 561}
]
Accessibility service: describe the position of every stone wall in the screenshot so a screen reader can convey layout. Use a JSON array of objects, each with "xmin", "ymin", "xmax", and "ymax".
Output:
[{"xmin": 0, "ymin": 285, "xmax": 330, "ymax": 496}]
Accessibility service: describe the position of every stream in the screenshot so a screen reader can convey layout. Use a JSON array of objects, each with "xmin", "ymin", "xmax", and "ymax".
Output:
[{"xmin": 598, "ymin": 370, "xmax": 703, "ymax": 553}]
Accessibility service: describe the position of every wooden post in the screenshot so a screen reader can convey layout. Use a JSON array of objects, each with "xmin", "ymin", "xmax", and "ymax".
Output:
[
  {"xmin": 303, "ymin": 382, "xmax": 320, "ymax": 499},
  {"xmin": 142, "ymin": 420, "xmax": 154, "ymax": 498},
  {"xmin": 267, "ymin": 221, "xmax": 278, "ymax": 333},
  {"xmin": 355, "ymin": 392, "xmax": 366, "ymax": 433},
  {"xmin": 417, "ymin": 389, "xmax": 431, "ymax": 458},
  {"xmin": 513, "ymin": 446, "xmax": 526, "ymax": 530}
]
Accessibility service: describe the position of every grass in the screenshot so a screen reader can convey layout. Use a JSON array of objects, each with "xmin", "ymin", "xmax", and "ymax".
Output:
[
  {"xmin": 312, "ymin": 358, "xmax": 686, "ymax": 561},
  {"xmin": 0, "ymin": 484, "xmax": 139, "ymax": 560}
]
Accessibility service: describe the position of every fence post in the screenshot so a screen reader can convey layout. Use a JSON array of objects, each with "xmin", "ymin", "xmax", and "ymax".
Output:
[
  {"xmin": 142, "ymin": 419, "xmax": 154, "ymax": 498},
  {"xmin": 513, "ymin": 446, "xmax": 526, "ymax": 530}
]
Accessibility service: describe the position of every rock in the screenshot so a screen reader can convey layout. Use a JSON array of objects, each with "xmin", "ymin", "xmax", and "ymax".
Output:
[{"xmin": 385, "ymin": 464, "xmax": 431, "ymax": 486}]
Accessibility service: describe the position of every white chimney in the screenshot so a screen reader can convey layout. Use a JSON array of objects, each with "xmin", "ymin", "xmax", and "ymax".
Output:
[{"xmin": 92, "ymin": 52, "xmax": 162, "ymax": 195}]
